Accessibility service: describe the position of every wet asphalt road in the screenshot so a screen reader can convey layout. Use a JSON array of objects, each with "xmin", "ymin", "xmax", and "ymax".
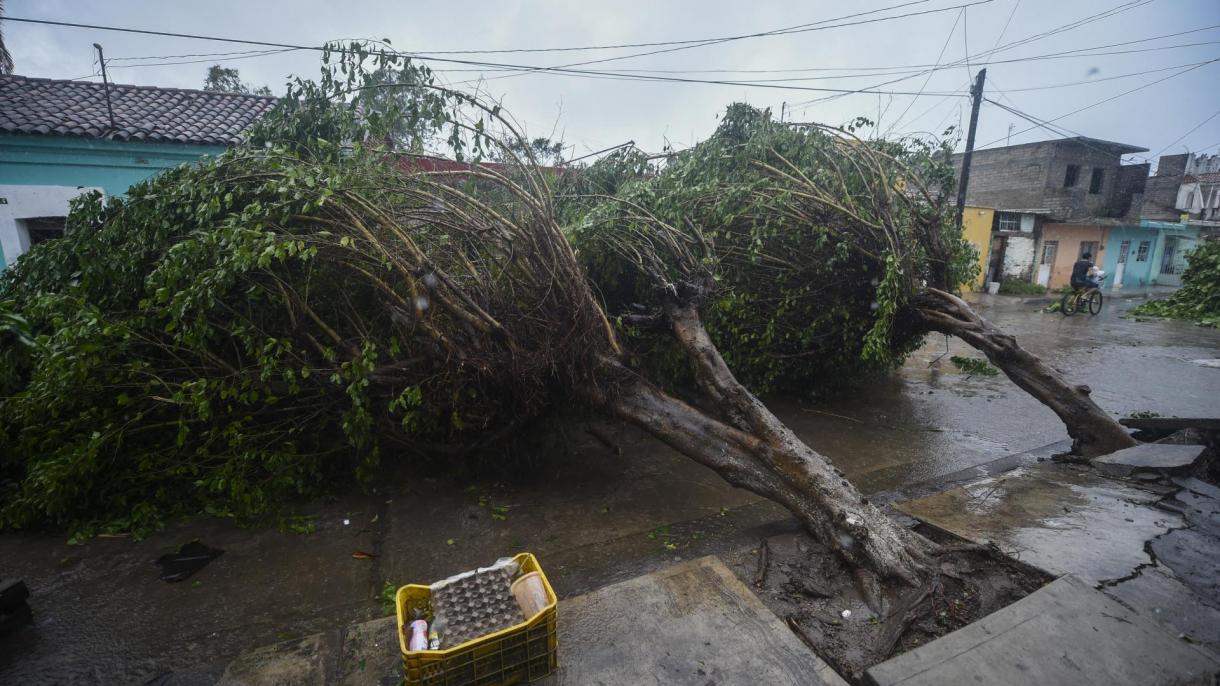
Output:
[{"xmin": 1, "ymin": 294, "xmax": 1218, "ymax": 683}]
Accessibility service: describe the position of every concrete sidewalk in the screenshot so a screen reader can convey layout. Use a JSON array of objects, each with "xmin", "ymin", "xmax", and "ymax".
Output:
[
  {"xmin": 165, "ymin": 556, "xmax": 845, "ymax": 686},
  {"xmin": 895, "ymin": 459, "xmax": 1220, "ymax": 655},
  {"xmin": 865, "ymin": 575, "xmax": 1220, "ymax": 686}
]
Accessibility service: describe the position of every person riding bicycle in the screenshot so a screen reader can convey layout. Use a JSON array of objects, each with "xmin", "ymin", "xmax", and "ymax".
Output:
[{"xmin": 1070, "ymin": 252, "xmax": 1102, "ymax": 291}]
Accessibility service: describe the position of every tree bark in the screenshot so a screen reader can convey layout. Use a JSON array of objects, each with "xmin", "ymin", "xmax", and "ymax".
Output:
[
  {"xmin": 913, "ymin": 288, "xmax": 1136, "ymax": 458},
  {"xmin": 585, "ymin": 303, "xmax": 935, "ymax": 585}
]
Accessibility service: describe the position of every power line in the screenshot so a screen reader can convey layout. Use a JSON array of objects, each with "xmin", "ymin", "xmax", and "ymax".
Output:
[
  {"xmin": 976, "ymin": 58, "xmax": 1220, "ymax": 149},
  {"xmin": 440, "ymin": 1, "xmax": 996, "ymax": 89},
  {"xmin": 992, "ymin": 60, "xmax": 1220, "ymax": 93},
  {"xmin": 108, "ymin": 47, "xmax": 300, "ymax": 61},
  {"xmin": 791, "ymin": 0, "xmax": 1154, "ymax": 112},
  {"xmin": 561, "ymin": 23, "xmax": 1219, "ymax": 76},
  {"xmin": 105, "ymin": 49, "xmax": 297, "ymax": 70},
  {"xmin": 4, "ymin": 2, "xmax": 987, "ymax": 66},
  {"xmin": 1150, "ymin": 109, "xmax": 1220, "ymax": 159},
  {"xmin": 0, "ymin": 14, "xmax": 973, "ymax": 97},
  {"xmin": 885, "ymin": 9, "xmax": 963, "ymax": 135},
  {"xmin": 982, "ymin": 96, "xmax": 1157, "ymax": 166},
  {"xmin": 989, "ymin": 0, "xmax": 1021, "ymax": 52},
  {"xmin": 409, "ymin": 0, "xmax": 940, "ymax": 54}
]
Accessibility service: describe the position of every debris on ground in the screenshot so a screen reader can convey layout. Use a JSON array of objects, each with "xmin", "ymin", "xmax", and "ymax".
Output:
[
  {"xmin": 154, "ymin": 541, "xmax": 223, "ymax": 582},
  {"xmin": 726, "ymin": 530, "xmax": 1048, "ymax": 682}
]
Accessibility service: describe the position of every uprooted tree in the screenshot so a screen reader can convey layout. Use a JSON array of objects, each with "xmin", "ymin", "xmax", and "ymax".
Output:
[
  {"xmin": 566, "ymin": 105, "xmax": 1135, "ymax": 459},
  {"xmin": 0, "ymin": 47, "xmax": 1132, "ymax": 591},
  {"xmin": 0, "ymin": 47, "xmax": 934, "ymax": 586}
]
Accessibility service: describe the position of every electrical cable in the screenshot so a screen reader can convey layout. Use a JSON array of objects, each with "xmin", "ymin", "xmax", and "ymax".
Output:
[
  {"xmin": 885, "ymin": 9, "xmax": 964, "ymax": 135},
  {"xmin": 0, "ymin": 13, "xmax": 980, "ymax": 96},
  {"xmin": 790, "ymin": 0, "xmax": 1154, "ymax": 112},
  {"xmin": 975, "ymin": 59, "xmax": 1220, "ymax": 149},
  {"xmin": 1149, "ymin": 109, "xmax": 1220, "ymax": 160}
]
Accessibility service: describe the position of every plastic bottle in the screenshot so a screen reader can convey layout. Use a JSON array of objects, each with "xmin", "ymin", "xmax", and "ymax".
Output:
[
  {"xmin": 428, "ymin": 616, "xmax": 446, "ymax": 650},
  {"xmin": 408, "ymin": 609, "xmax": 429, "ymax": 651}
]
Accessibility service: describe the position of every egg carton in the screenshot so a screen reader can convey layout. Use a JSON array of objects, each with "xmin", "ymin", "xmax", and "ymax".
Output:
[{"xmin": 429, "ymin": 557, "xmax": 523, "ymax": 648}]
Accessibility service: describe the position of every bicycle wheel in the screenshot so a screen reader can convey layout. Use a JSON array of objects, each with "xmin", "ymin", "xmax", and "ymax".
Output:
[
  {"xmin": 1060, "ymin": 291, "xmax": 1077, "ymax": 316},
  {"xmin": 1088, "ymin": 290, "xmax": 1103, "ymax": 315}
]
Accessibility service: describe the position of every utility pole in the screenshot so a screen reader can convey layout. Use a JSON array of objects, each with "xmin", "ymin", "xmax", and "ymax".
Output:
[
  {"xmin": 93, "ymin": 43, "xmax": 117, "ymax": 135},
  {"xmin": 954, "ymin": 68, "xmax": 986, "ymax": 230}
]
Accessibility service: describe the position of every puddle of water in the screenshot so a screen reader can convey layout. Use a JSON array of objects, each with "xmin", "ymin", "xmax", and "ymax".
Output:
[{"xmin": 898, "ymin": 463, "xmax": 1181, "ymax": 585}]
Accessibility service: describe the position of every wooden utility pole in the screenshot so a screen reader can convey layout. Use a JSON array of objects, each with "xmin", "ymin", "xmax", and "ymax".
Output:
[
  {"xmin": 954, "ymin": 68, "xmax": 986, "ymax": 230},
  {"xmin": 93, "ymin": 43, "xmax": 117, "ymax": 135}
]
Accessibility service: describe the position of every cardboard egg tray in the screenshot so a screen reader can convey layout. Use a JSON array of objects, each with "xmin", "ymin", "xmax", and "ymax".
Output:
[{"xmin": 429, "ymin": 561, "xmax": 523, "ymax": 648}]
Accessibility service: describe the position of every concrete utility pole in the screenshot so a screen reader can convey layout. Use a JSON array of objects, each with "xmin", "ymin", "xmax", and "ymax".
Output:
[{"xmin": 954, "ymin": 68, "xmax": 986, "ymax": 230}]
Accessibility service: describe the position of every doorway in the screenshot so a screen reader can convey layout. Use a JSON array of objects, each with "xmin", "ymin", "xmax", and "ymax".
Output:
[{"xmin": 1037, "ymin": 240, "xmax": 1057, "ymax": 287}]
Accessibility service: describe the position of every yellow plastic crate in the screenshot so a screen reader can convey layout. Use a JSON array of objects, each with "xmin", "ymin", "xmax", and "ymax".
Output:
[{"xmin": 396, "ymin": 552, "xmax": 558, "ymax": 686}]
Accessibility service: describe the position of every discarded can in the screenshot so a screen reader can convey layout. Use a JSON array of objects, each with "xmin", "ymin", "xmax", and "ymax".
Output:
[{"xmin": 428, "ymin": 616, "xmax": 446, "ymax": 650}]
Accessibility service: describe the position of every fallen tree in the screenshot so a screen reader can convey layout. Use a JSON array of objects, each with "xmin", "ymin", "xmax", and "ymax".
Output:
[
  {"xmin": 569, "ymin": 105, "xmax": 1134, "ymax": 458},
  {"xmin": 0, "ymin": 50, "xmax": 934, "ymax": 586}
]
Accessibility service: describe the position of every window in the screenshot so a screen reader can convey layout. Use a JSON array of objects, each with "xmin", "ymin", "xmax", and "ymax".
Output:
[
  {"xmin": 1064, "ymin": 164, "xmax": 1080, "ymax": 187},
  {"xmin": 1078, "ymin": 241, "xmax": 1099, "ymax": 260},
  {"xmin": 1089, "ymin": 167, "xmax": 1104, "ymax": 194},
  {"xmin": 1040, "ymin": 241, "xmax": 1058, "ymax": 265},
  {"xmin": 23, "ymin": 216, "xmax": 66, "ymax": 246},
  {"xmin": 997, "ymin": 212, "xmax": 1021, "ymax": 232},
  {"xmin": 1117, "ymin": 240, "xmax": 1131, "ymax": 264},
  {"xmin": 1135, "ymin": 240, "xmax": 1151, "ymax": 262}
]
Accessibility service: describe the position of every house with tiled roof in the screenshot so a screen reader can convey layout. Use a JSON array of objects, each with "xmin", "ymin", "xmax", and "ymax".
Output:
[{"xmin": 0, "ymin": 74, "xmax": 277, "ymax": 267}]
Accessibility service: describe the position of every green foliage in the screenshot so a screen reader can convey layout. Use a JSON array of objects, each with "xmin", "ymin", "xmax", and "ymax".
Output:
[
  {"xmin": 0, "ymin": 46, "xmax": 544, "ymax": 537},
  {"xmin": 500, "ymin": 137, "xmax": 565, "ymax": 165},
  {"xmin": 1131, "ymin": 239, "xmax": 1220, "ymax": 328},
  {"xmin": 949, "ymin": 355, "xmax": 999, "ymax": 376},
  {"xmin": 203, "ymin": 65, "xmax": 272, "ymax": 96},
  {"xmin": 568, "ymin": 104, "xmax": 965, "ymax": 393},
  {"xmin": 1128, "ymin": 410, "xmax": 1162, "ymax": 419},
  {"xmin": 997, "ymin": 280, "xmax": 1046, "ymax": 295},
  {"xmin": 380, "ymin": 579, "xmax": 399, "ymax": 614}
]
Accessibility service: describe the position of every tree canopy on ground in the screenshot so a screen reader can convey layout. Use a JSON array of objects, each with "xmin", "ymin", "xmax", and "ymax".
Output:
[
  {"xmin": 568, "ymin": 106, "xmax": 971, "ymax": 395},
  {"xmin": 1131, "ymin": 238, "xmax": 1220, "ymax": 328},
  {"xmin": 0, "ymin": 43, "xmax": 1135, "ymax": 588}
]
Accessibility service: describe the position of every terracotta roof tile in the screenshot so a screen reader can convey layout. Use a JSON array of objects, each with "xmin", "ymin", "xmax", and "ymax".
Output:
[{"xmin": 0, "ymin": 74, "xmax": 277, "ymax": 146}]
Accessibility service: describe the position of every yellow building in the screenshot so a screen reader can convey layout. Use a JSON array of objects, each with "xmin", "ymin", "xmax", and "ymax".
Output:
[{"xmin": 961, "ymin": 206, "xmax": 995, "ymax": 291}]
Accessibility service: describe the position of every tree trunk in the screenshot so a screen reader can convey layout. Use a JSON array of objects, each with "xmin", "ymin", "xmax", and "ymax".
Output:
[
  {"xmin": 585, "ymin": 303, "xmax": 934, "ymax": 585},
  {"xmin": 913, "ymin": 288, "xmax": 1136, "ymax": 458}
]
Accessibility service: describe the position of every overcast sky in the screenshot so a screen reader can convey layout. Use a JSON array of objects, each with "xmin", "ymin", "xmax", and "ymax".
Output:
[{"xmin": 6, "ymin": 0, "xmax": 1219, "ymax": 166}]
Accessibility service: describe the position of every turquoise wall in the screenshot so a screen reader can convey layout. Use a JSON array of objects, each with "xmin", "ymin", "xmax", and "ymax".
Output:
[
  {"xmin": 1100, "ymin": 221, "xmax": 1201, "ymax": 290},
  {"xmin": 1100, "ymin": 225, "xmax": 1157, "ymax": 290},
  {"xmin": 0, "ymin": 135, "xmax": 226, "ymax": 197}
]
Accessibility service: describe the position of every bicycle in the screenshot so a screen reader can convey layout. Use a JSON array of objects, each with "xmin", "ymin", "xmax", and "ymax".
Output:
[{"xmin": 1060, "ymin": 277, "xmax": 1105, "ymax": 316}]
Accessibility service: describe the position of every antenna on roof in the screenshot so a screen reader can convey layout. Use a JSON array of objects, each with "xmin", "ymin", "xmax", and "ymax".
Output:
[{"xmin": 92, "ymin": 43, "xmax": 117, "ymax": 136}]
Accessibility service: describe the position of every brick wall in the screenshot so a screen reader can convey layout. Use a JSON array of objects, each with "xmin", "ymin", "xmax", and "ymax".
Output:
[
  {"xmin": 1156, "ymin": 153, "xmax": 1189, "ymax": 177},
  {"xmin": 1142, "ymin": 175, "xmax": 1182, "ymax": 221},
  {"xmin": 953, "ymin": 139, "xmax": 1146, "ymax": 222},
  {"xmin": 1112, "ymin": 163, "xmax": 1150, "ymax": 218}
]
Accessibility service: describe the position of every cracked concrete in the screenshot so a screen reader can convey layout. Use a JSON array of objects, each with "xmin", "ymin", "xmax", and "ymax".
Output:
[{"xmin": 896, "ymin": 459, "xmax": 1220, "ymax": 655}]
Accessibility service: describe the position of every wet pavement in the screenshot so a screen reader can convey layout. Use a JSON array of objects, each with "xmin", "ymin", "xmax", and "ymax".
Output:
[
  {"xmin": 1, "ymin": 295, "xmax": 1219, "ymax": 683},
  {"xmin": 783, "ymin": 294, "xmax": 1220, "ymax": 493},
  {"xmin": 896, "ymin": 462, "xmax": 1220, "ymax": 655}
]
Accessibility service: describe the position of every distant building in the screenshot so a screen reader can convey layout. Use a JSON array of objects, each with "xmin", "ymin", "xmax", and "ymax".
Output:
[
  {"xmin": 0, "ymin": 74, "xmax": 276, "ymax": 267},
  {"xmin": 955, "ymin": 136, "xmax": 1207, "ymax": 291},
  {"xmin": 1144, "ymin": 152, "xmax": 1220, "ymax": 224}
]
